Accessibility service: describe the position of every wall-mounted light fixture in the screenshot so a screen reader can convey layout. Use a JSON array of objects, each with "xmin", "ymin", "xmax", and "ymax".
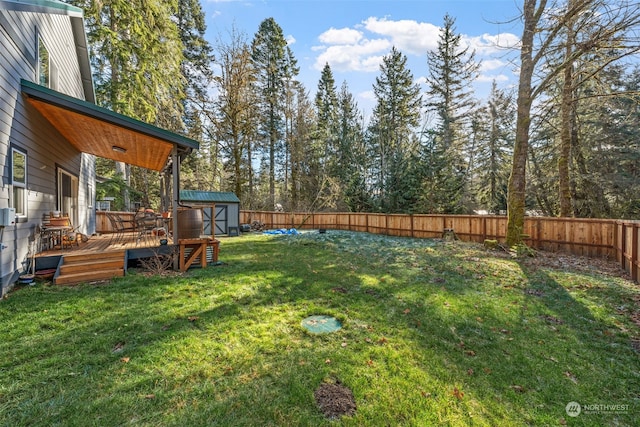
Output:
[{"xmin": 112, "ymin": 145, "xmax": 127, "ymax": 153}]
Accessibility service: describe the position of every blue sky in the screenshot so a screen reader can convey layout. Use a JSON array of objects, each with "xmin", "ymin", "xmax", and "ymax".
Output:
[{"xmin": 203, "ymin": 0, "xmax": 523, "ymax": 115}]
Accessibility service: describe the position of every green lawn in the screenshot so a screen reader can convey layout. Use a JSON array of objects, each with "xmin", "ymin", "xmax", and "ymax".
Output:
[{"xmin": 1, "ymin": 231, "xmax": 638, "ymax": 426}]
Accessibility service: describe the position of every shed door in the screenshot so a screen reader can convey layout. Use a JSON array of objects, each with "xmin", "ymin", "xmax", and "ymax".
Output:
[
  {"xmin": 215, "ymin": 205, "xmax": 227, "ymax": 235},
  {"xmin": 202, "ymin": 207, "xmax": 213, "ymax": 235}
]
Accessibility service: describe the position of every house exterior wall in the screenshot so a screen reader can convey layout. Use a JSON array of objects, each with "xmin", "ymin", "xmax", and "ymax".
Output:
[{"xmin": 0, "ymin": 5, "xmax": 95, "ymax": 295}]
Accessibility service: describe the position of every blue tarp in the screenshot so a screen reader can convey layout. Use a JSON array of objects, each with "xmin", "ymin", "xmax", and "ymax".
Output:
[{"xmin": 263, "ymin": 228, "xmax": 299, "ymax": 235}]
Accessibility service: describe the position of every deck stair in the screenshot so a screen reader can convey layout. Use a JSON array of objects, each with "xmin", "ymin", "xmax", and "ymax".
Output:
[{"xmin": 55, "ymin": 251, "xmax": 126, "ymax": 285}]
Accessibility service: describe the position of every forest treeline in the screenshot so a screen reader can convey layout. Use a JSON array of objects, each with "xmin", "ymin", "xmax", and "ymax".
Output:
[{"xmin": 69, "ymin": 0, "xmax": 640, "ymax": 238}]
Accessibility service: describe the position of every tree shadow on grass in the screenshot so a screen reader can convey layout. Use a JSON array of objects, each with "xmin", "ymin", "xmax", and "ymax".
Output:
[{"xmin": 1, "ymin": 233, "xmax": 639, "ymax": 426}]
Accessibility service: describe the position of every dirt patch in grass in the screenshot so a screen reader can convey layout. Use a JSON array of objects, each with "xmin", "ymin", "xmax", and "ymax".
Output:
[
  {"xmin": 314, "ymin": 380, "xmax": 356, "ymax": 420},
  {"xmin": 520, "ymin": 250, "xmax": 630, "ymax": 280}
]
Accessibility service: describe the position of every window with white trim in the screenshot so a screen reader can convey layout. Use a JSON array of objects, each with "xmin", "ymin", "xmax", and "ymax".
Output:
[{"xmin": 11, "ymin": 147, "xmax": 27, "ymax": 217}]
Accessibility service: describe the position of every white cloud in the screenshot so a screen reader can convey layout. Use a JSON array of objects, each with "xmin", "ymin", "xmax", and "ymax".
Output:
[
  {"xmin": 318, "ymin": 27, "xmax": 363, "ymax": 45},
  {"xmin": 480, "ymin": 59, "xmax": 508, "ymax": 72},
  {"xmin": 415, "ymin": 76, "xmax": 428, "ymax": 87},
  {"xmin": 286, "ymin": 34, "xmax": 296, "ymax": 45},
  {"xmin": 361, "ymin": 17, "xmax": 440, "ymax": 55},
  {"xmin": 314, "ymin": 38, "xmax": 391, "ymax": 72},
  {"xmin": 311, "ymin": 16, "xmax": 520, "ymax": 83},
  {"xmin": 463, "ymin": 32, "xmax": 520, "ymax": 56},
  {"xmin": 358, "ymin": 89, "xmax": 376, "ymax": 102},
  {"xmin": 477, "ymin": 73, "xmax": 510, "ymax": 83},
  {"xmin": 312, "ymin": 17, "xmax": 439, "ymax": 74}
]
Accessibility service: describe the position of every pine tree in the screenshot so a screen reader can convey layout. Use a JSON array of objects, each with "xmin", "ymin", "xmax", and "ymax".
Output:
[
  {"xmin": 424, "ymin": 13, "xmax": 480, "ymax": 213},
  {"xmin": 336, "ymin": 82, "xmax": 369, "ymax": 211},
  {"xmin": 314, "ymin": 63, "xmax": 339, "ymax": 176},
  {"xmin": 368, "ymin": 47, "xmax": 422, "ymax": 212},
  {"xmin": 73, "ymin": 0, "xmax": 186, "ymax": 209},
  {"xmin": 251, "ymin": 18, "xmax": 299, "ymax": 208},
  {"xmin": 473, "ymin": 82, "xmax": 515, "ymax": 214}
]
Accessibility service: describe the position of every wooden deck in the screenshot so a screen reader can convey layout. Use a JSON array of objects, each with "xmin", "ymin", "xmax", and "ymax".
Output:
[
  {"xmin": 34, "ymin": 232, "xmax": 220, "ymax": 285},
  {"xmin": 35, "ymin": 231, "xmax": 167, "ymax": 259},
  {"xmin": 34, "ymin": 232, "xmax": 174, "ymax": 285}
]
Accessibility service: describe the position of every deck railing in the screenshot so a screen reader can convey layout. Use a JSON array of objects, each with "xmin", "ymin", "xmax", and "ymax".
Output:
[{"xmin": 238, "ymin": 210, "xmax": 640, "ymax": 284}]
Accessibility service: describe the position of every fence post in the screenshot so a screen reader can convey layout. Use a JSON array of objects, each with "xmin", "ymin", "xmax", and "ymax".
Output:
[
  {"xmin": 385, "ymin": 214, "xmax": 389, "ymax": 236},
  {"xmin": 410, "ymin": 214, "xmax": 414, "ymax": 238},
  {"xmin": 620, "ymin": 222, "xmax": 627, "ymax": 273},
  {"xmin": 632, "ymin": 223, "xmax": 638, "ymax": 282}
]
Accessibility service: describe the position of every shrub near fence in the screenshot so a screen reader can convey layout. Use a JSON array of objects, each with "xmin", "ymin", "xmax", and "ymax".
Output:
[{"xmin": 240, "ymin": 211, "xmax": 640, "ymax": 284}]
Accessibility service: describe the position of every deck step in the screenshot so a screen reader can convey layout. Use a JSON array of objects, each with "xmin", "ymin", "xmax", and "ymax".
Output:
[
  {"xmin": 60, "ymin": 259, "xmax": 125, "ymax": 275},
  {"xmin": 62, "ymin": 251, "xmax": 126, "ymax": 265},
  {"xmin": 55, "ymin": 250, "xmax": 126, "ymax": 285},
  {"xmin": 55, "ymin": 268, "xmax": 125, "ymax": 285}
]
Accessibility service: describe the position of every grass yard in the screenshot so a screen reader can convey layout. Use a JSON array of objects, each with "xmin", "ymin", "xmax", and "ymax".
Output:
[{"xmin": 1, "ymin": 231, "xmax": 639, "ymax": 426}]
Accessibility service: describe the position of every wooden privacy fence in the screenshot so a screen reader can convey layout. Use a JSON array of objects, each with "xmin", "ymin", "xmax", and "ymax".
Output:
[{"xmin": 240, "ymin": 210, "xmax": 640, "ymax": 283}]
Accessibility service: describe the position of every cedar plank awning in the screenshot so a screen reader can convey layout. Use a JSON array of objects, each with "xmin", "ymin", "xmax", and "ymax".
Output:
[{"xmin": 21, "ymin": 79, "xmax": 199, "ymax": 171}]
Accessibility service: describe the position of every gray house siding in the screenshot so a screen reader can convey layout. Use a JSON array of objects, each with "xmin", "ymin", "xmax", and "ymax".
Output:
[{"xmin": 0, "ymin": 3, "xmax": 95, "ymax": 296}]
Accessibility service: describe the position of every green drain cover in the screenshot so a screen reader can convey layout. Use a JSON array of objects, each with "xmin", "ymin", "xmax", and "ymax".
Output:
[{"xmin": 301, "ymin": 315, "xmax": 342, "ymax": 334}]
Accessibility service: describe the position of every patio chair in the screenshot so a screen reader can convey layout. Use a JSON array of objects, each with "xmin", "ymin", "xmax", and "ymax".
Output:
[
  {"xmin": 135, "ymin": 211, "xmax": 159, "ymax": 244},
  {"xmin": 42, "ymin": 215, "xmax": 76, "ymax": 250},
  {"xmin": 106, "ymin": 212, "xmax": 136, "ymax": 245},
  {"xmin": 37, "ymin": 224, "xmax": 54, "ymax": 252}
]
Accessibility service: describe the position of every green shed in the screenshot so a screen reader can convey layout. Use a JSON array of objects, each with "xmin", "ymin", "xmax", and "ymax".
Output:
[{"xmin": 180, "ymin": 190, "xmax": 241, "ymax": 236}]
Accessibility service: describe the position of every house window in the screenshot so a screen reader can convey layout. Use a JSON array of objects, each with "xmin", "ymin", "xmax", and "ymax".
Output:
[
  {"xmin": 38, "ymin": 36, "xmax": 49, "ymax": 87},
  {"xmin": 11, "ymin": 147, "xmax": 27, "ymax": 217}
]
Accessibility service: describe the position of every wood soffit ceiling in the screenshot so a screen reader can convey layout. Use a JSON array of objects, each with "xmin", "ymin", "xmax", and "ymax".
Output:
[
  {"xmin": 21, "ymin": 80, "xmax": 199, "ymax": 172},
  {"xmin": 26, "ymin": 97, "xmax": 173, "ymax": 171}
]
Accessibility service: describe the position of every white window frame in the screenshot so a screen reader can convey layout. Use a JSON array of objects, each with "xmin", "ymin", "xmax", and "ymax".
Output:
[{"xmin": 11, "ymin": 146, "xmax": 28, "ymax": 218}]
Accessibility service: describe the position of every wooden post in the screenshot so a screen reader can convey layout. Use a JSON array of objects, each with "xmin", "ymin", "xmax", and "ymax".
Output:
[
  {"xmin": 171, "ymin": 145, "xmax": 180, "ymax": 270},
  {"xmin": 620, "ymin": 222, "xmax": 627, "ymax": 271},
  {"xmin": 632, "ymin": 223, "xmax": 639, "ymax": 282},
  {"xmin": 410, "ymin": 214, "xmax": 414, "ymax": 238}
]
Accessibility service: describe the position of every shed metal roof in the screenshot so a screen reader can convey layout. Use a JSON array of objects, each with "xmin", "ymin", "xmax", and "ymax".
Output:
[{"xmin": 180, "ymin": 190, "xmax": 240, "ymax": 204}]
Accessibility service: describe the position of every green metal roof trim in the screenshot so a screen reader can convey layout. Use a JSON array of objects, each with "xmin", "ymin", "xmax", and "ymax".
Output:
[
  {"xmin": 180, "ymin": 190, "xmax": 241, "ymax": 203},
  {"xmin": 0, "ymin": 0, "xmax": 83, "ymax": 17},
  {"xmin": 21, "ymin": 79, "xmax": 199, "ymax": 150}
]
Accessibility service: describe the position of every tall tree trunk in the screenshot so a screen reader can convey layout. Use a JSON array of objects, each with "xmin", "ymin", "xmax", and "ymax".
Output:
[
  {"xmin": 506, "ymin": 0, "xmax": 542, "ymax": 246},
  {"xmin": 558, "ymin": 5, "xmax": 576, "ymax": 217}
]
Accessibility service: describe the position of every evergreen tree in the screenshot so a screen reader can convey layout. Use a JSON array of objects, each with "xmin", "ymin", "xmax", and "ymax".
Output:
[
  {"xmin": 424, "ymin": 13, "xmax": 480, "ymax": 213},
  {"xmin": 173, "ymin": 0, "xmax": 216, "ymax": 195},
  {"xmin": 251, "ymin": 18, "xmax": 299, "ymax": 209},
  {"xmin": 309, "ymin": 63, "xmax": 340, "ymax": 209},
  {"xmin": 336, "ymin": 82, "xmax": 369, "ymax": 211},
  {"xmin": 571, "ymin": 64, "xmax": 640, "ymax": 218},
  {"xmin": 368, "ymin": 47, "xmax": 422, "ymax": 212},
  {"xmin": 473, "ymin": 82, "xmax": 515, "ymax": 214},
  {"xmin": 71, "ymin": 0, "xmax": 186, "ymax": 209},
  {"xmin": 314, "ymin": 63, "xmax": 339, "ymax": 176}
]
